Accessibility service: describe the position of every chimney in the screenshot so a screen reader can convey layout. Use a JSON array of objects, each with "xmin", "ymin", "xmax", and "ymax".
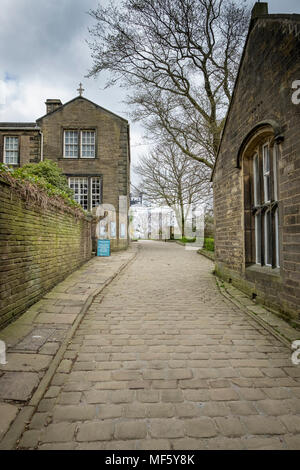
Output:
[
  {"xmin": 251, "ymin": 2, "xmax": 268, "ymax": 20},
  {"xmin": 45, "ymin": 99, "xmax": 62, "ymax": 114}
]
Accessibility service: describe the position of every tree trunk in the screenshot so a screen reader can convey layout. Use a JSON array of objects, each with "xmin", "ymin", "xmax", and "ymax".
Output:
[{"xmin": 181, "ymin": 204, "xmax": 185, "ymax": 238}]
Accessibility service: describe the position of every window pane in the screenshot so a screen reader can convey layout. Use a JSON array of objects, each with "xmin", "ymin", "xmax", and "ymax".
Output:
[
  {"xmin": 64, "ymin": 131, "xmax": 78, "ymax": 158},
  {"xmin": 255, "ymin": 213, "xmax": 261, "ymax": 264},
  {"xmin": 91, "ymin": 177, "xmax": 101, "ymax": 208},
  {"xmin": 4, "ymin": 137, "xmax": 19, "ymax": 164},
  {"xmin": 273, "ymin": 145, "xmax": 278, "ymax": 201},
  {"xmin": 275, "ymin": 208, "xmax": 280, "ymax": 268},
  {"xmin": 253, "ymin": 154, "xmax": 260, "ymax": 206},
  {"xmin": 263, "ymin": 145, "xmax": 270, "ymax": 202},
  {"xmin": 81, "ymin": 131, "xmax": 95, "ymax": 158},
  {"xmin": 263, "ymin": 145, "xmax": 270, "ymax": 172},
  {"xmin": 264, "ymin": 210, "xmax": 272, "ymax": 266},
  {"xmin": 68, "ymin": 177, "xmax": 88, "ymax": 210}
]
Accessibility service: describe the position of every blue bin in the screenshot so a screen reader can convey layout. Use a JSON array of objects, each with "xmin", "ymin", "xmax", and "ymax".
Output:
[{"xmin": 97, "ymin": 239, "xmax": 111, "ymax": 257}]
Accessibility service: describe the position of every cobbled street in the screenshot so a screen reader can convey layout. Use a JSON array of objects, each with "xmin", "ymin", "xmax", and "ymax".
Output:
[{"xmin": 19, "ymin": 241, "xmax": 300, "ymax": 450}]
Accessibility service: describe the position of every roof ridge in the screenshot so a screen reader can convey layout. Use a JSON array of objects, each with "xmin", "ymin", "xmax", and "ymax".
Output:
[{"xmin": 36, "ymin": 96, "xmax": 128, "ymax": 123}]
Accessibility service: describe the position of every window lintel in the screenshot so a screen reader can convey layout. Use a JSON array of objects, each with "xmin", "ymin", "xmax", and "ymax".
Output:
[{"xmin": 237, "ymin": 120, "xmax": 284, "ymax": 169}]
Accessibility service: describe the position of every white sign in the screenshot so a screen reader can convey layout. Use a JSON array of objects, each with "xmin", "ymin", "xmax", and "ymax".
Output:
[
  {"xmin": 110, "ymin": 221, "xmax": 116, "ymax": 238},
  {"xmin": 120, "ymin": 223, "xmax": 126, "ymax": 239}
]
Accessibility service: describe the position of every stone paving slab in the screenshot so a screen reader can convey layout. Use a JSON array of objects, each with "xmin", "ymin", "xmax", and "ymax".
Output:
[
  {"xmin": 217, "ymin": 279, "xmax": 300, "ymax": 345},
  {"xmin": 13, "ymin": 328, "xmax": 56, "ymax": 352},
  {"xmin": 6, "ymin": 240, "xmax": 298, "ymax": 451},
  {"xmin": 34, "ymin": 313, "xmax": 77, "ymax": 325},
  {"xmin": 0, "ymin": 372, "xmax": 40, "ymax": 401},
  {"xmin": 0, "ymin": 245, "xmax": 137, "ymax": 448},
  {"xmin": 0, "ymin": 353, "xmax": 52, "ymax": 372},
  {"xmin": 0, "ymin": 403, "xmax": 19, "ymax": 440}
]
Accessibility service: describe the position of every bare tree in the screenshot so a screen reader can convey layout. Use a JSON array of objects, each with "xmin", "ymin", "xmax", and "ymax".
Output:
[
  {"xmin": 134, "ymin": 145, "xmax": 211, "ymax": 236},
  {"xmin": 88, "ymin": 0, "xmax": 249, "ymax": 168}
]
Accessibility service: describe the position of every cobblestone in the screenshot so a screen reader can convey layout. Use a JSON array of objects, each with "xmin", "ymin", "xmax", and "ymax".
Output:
[
  {"xmin": 17, "ymin": 241, "xmax": 300, "ymax": 449},
  {"xmin": 76, "ymin": 422, "xmax": 114, "ymax": 442},
  {"xmin": 52, "ymin": 405, "xmax": 96, "ymax": 422},
  {"xmin": 115, "ymin": 421, "xmax": 147, "ymax": 440},
  {"xmin": 43, "ymin": 423, "xmax": 76, "ymax": 442},
  {"xmin": 185, "ymin": 418, "xmax": 217, "ymax": 438}
]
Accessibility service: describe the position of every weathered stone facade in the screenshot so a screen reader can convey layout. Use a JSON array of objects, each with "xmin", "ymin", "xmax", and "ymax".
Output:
[
  {"xmin": 0, "ymin": 178, "xmax": 92, "ymax": 329},
  {"xmin": 212, "ymin": 3, "xmax": 300, "ymax": 325},
  {"xmin": 0, "ymin": 123, "xmax": 41, "ymax": 166},
  {"xmin": 0, "ymin": 95, "xmax": 130, "ymax": 251}
]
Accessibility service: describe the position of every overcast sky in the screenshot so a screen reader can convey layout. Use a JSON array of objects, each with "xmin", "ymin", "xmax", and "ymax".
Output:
[{"xmin": 1, "ymin": 0, "xmax": 300, "ymax": 185}]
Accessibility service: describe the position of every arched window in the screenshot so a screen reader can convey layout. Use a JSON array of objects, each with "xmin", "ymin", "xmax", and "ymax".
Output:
[{"xmin": 243, "ymin": 130, "xmax": 280, "ymax": 269}]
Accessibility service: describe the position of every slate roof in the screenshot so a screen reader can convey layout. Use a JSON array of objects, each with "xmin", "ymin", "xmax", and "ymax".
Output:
[{"xmin": 0, "ymin": 122, "xmax": 39, "ymax": 129}]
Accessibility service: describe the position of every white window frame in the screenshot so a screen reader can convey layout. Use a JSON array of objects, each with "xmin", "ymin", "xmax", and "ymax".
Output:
[
  {"xmin": 4, "ymin": 136, "xmax": 19, "ymax": 165},
  {"xmin": 275, "ymin": 208, "xmax": 280, "ymax": 268},
  {"xmin": 263, "ymin": 143, "xmax": 270, "ymax": 203},
  {"xmin": 64, "ymin": 130, "xmax": 79, "ymax": 158},
  {"xmin": 68, "ymin": 176, "xmax": 101, "ymax": 211},
  {"xmin": 255, "ymin": 213, "xmax": 261, "ymax": 265},
  {"xmin": 253, "ymin": 153, "xmax": 260, "ymax": 206},
  {"xmin": 273, "ymin": 144, "xmax": 278, "ymax": 201},
  {"xmin": 68, "ymin": 177, "xmax": 89, "ymax": 210},
  {"xmin": 264, "ymin": 209, "xmax": 272, "ymax": 267},
  {"xmin": 90, "ymin": 176, "xmax": 101, "ymax": 209},
  {"xmin": 252, "ymin": 142, "xmax": 280, "ymax": 269},
  {"xmin": 81, "ymin": 131, "xmax": 95, "ymax": 159}
]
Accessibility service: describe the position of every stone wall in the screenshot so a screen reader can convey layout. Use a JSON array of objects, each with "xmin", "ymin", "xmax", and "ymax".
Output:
[
  {"xmin": 212, "ymin": 14, "xmax": 300, "ymax": 325},
  {"xmin": 0, "ymin": 179, "xmax": 92, "ymax": 329}
]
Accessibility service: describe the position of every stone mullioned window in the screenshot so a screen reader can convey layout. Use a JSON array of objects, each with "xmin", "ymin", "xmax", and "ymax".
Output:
[
  {"xmin": 4, "ymin": 136, "xmax": 19, "ymax": 165},
  {"xmin": 68, "ymin": 176, "xmax": 101, "ymax": 211},
  {"xmin": 64, "ymin": 130, "xmax": 95, "ymax": 159},
  {"xmin": 243, "ymin": 131, "xmax": 280, "ymax": 269}
]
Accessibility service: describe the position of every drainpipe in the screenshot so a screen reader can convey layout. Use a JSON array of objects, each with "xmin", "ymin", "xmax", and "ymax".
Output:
[{"xmin": 39, "ymin": 130, "xmax": 44, "ymax": 161}]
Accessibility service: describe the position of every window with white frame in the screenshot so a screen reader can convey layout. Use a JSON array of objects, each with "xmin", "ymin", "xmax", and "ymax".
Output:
[
  {"xmin": 68, "ymin": 177, "xmax": 88, "ymax": 210},
  {"xmin": 91, "ymin": 177, "xmax": 101, "ymax": 208},
  {"xmin": 64, "ymin": 131, "xmax": 78, "ymax": 158},
  {"xmin": 4, "ymin": 136, "xmax": 19, "ymax": 165},
  {"xmin": 81, "ymin": 131, "xmax": 95, "ymax": 158},
  {"xmin": 264, "ymin": 209, "xmax": 272, "ymax": 266},
  {"xmin": 68, "ymin": 176, "xmax": 101, "ymax": 211},
  {"xmin": 263, "ymin": 144, "xmax": 271, "ymax": 203},
  {"xmin": 251, "ymin": 140, "xmax": 280, "ymax": 268},
  {"xmin": 64, "ymin": 130, "xmax": 95, "ymax": 158}
]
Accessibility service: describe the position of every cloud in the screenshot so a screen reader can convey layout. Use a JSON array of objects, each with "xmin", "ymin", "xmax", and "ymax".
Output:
[
  {"xmin": 1, "ymin": 0, "xmax": 299, "ymax": 181},
  {"xmin": 0, "ymin": 0, "xmax": 146, "ymax": 183},
  {"xmin": 0, "ymin": 0, "xmax": 119, "ymax": 120},
  {"xmin": 268, "ymin": 0, "xmax": 300, "ymax": 13}
]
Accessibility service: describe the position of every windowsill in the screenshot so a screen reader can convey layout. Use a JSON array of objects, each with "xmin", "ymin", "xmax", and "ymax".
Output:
[
  {"xmin": 59, "ymin": 157, "xmax": 98, "ymax": 160},
  {"xmin": 246, "ymin": 264, "xmax": 281, "ymax": 278}
]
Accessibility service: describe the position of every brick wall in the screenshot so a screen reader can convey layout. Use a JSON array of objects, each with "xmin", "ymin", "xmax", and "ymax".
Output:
[
  {"xmin": 213, "ymin": 15, "xmax": 300, "ymax": 325},
  {"xmin": 0, "ymin": 179, "xmax": 92, "ymax": 329}
]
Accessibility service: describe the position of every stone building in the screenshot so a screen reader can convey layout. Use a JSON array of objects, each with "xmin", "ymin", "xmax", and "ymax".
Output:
[
  {"xmin": 212, "ymin": 2, "xmax": 300, "ymax": 325},
  {"xmin": 0, "ymin": 87, "xmax": 130, "ymax": 251}
]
